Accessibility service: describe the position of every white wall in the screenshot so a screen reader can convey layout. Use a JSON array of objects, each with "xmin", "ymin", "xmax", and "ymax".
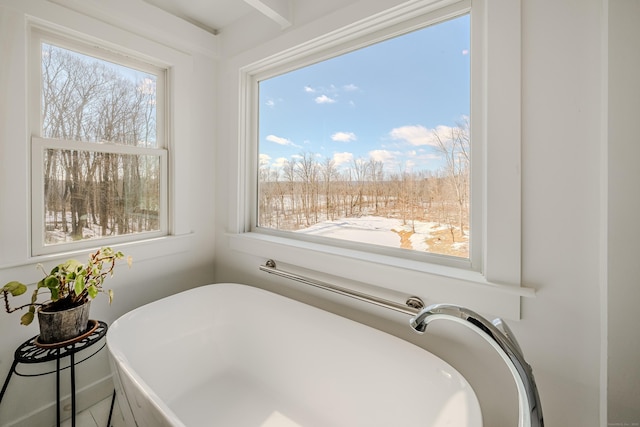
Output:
[
  {"xmin": 0, "ymin": 0, "xmax": 636, "ymax": 425},
  {"xmin": 214, "ymin": 0, "xmax": 632, "ymax": 426},
  {"xmin": 0, "ymin": 1, "xmax": 217, "ymax": 425}
]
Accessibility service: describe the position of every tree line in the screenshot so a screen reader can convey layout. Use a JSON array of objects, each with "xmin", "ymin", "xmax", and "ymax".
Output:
[{"xmin": 258, "ymin": 119, "xmax": 470, "ymax": 250}]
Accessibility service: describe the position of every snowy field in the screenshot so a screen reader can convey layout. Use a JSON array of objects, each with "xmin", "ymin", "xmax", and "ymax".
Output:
[{"xmin": 296, "ymin": 215, "xmax": 466, "ymax": 253}]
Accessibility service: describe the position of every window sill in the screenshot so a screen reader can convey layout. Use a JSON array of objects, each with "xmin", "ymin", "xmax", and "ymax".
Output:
[
  {"xmin": 0, "ymin": 234, "xmax": 194, "ymax": 284},
  {"xmin": 228, "ymin": 232, "xmax": 534, "ymax": 320}
]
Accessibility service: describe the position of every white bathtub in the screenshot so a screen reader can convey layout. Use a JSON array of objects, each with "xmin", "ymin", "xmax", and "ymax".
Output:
[{"xmin": 106, "ymin": 283, "xmax": 482, "ymax": 426}]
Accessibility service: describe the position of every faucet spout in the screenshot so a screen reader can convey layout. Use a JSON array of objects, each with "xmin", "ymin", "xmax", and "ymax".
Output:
[{"xmin": 410, "ymin": 304, "xmax": 544, "ymax": 427}]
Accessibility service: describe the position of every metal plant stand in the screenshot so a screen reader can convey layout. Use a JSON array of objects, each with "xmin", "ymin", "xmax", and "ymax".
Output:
[{"xmin": 0, "ymin": 320, "xmax": 114, "ymax": 427}]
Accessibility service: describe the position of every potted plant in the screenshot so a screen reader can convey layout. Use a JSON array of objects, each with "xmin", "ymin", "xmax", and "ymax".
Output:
[{"xmin": 1, "ymin": 247, "xmax": 131, "ymax": 344}]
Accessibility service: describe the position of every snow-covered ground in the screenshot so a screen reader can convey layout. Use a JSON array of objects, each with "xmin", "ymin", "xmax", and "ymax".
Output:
[{"xmin": 296, "ymin": 215, "xmax": 459, "ymax": 252}]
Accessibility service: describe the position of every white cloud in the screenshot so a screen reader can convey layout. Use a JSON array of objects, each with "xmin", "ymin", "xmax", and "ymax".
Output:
[
  {"xmin": 266, "ymin": 134, "xmax": 299, "ymax": 147},
  {"xmin": 389, "ymin": 124, "xmax": 457, "ymax": 147},
  {"xmin": 343, "ymin": 83, "xmax": 358, "ymax": 91},
  {"xmin": 369, "ymin": 149, "xmax": 395, "ymax": 163},
  {"xmin": 259, "ymin": 153, "xmax": 271, "ymax": 167},
  {"xmin": 389, "ymin": 125, "xmax": 432, "ymax": 146},
  {"xmin": 331, "ymin": 131, "xmax": 357, "ymax": 142},
  {"xmin": 265, "ymin": 99, "xmax": 275, "ymax": 108},
  {"xmin": 273, "ymin": 157, "xmax": 289, "ymax": 169},
  {"xmin": 430, "ymin": 125, "xmax": 458, "ymax": 143},
  {"xmin": 368, "ymin": 149, "xmax": 405, "ymax": 172},
  {"xmin": 333, "ymin": 152, "xmax": 353, "ymax": 166},
  {"xmin": 315, "ymin": 95, "xmax": 336, "ymax": 104},
  {"xmin": 304, "ymin": 85, "xmax": 316, "ymax": 93}
]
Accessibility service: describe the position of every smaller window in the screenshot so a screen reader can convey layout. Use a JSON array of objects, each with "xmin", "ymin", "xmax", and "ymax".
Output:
[{"xmin": 31, "ymin": 32, "xmax": 168, "ymax": 254}]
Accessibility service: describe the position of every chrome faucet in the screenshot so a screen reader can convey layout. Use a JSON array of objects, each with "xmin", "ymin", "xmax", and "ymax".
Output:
[{"xmin": 410, "ymin": 304, "xmax": 544, "ymax": 427}]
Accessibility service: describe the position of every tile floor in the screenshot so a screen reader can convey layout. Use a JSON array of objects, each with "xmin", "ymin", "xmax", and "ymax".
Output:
[{"xmin": 59, "ymin": 395, "xmax": 127, "ymax": 427}]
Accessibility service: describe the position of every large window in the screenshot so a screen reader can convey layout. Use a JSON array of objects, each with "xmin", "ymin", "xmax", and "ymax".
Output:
[
  {"xmin": 31, "ymin": 31, "xmax": 168, "ymax": 254},
  {"xmin": 235, "ymin": 0, "xmax": 526, "ymax": 318},
  {"xmin": 257, "ymin": 14, "xmax": 470, "ymax": 260}
]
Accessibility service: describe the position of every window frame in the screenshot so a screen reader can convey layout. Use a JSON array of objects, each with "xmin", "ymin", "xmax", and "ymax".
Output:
[
  {"xmin": 253, "ymin": 10, "xmax": 474, "ymax": 271},
  {"xmin": 29, "ymin": 29, "xmax": 170, "ymax": 255},
  {"xmin": 233, "ymin": 0, "xmax": 529, "ymax": 319}
]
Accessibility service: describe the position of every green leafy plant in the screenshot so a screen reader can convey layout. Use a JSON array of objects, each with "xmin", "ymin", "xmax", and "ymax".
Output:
[{"xmin": 2, "ymin": 247, "xmax": 132, "ymax": 326}]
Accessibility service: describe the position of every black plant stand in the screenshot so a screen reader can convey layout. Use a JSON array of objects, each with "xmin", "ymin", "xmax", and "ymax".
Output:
[{"xmin": 0, "ymin": 320, "xmax": 113, "ymax": 427}]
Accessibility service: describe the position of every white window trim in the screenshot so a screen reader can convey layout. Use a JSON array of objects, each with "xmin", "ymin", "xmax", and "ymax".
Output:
[
  {"xmin": 30, "ymin": 29, "xmax": 172, "ymax": 255},
  {"xmin": 230, "ymin": 0, "xmax": 530, "ymax": 320},
  {"xmin": 0, "ymin": 4, "xmax": 194, "ymax": 272},
  {"xmin": 251, "ymin": 8, "xmax": 476, "ymax": 272}
]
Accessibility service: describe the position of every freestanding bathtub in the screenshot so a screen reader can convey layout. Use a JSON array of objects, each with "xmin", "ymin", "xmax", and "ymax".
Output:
[{"xmin": 106, "ymin": 283, "xmax": 482, "ymax": 426}]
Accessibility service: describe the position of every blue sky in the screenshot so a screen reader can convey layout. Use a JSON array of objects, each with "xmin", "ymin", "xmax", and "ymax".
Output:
[{"xmin": 258, "ymin": 14, "xmax": 470, "ymax": 175}]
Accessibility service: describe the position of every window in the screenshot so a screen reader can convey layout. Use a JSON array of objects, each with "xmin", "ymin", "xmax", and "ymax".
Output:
[
  {"xmin": 257, "ymin": 14, "xmax": 471, "ymax": 261},
  {"xmin": 31, "ymin": 31, "xmax": 168, "ymax": 255},
  {"xmin": 234, "ymin": 0, "xmax": 527, "ymax": 319}
]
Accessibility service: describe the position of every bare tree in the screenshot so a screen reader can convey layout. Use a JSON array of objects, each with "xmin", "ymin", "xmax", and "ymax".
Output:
[
  {"xmin": 282, "ymin": 159, "xmax": 299, "ymax": 227},
  {"xmin": 431, "ymin": 119, "xmax": 470, "ymax": 236},
  {"xmin": 295, "ymin": 153, "xmax": 319, "ymax": 226},
  {"xmin": 350, "ymin": 158, "xmax": 369, "ymax": 215},
  {"xmin": 320, "ymin": 157, "xmax": 337, "ymax": 221}
]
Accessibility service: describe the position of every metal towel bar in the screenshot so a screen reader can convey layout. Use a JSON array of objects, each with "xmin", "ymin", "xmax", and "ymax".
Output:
[{"xmin": 259, "ymin": 259, "xmax": 424, "ymax": 316}]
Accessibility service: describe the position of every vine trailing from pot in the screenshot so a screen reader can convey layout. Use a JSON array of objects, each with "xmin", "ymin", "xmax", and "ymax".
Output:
[{"xmin": 1, "ymin": 247, "xmax": 132, "ymax": 327}]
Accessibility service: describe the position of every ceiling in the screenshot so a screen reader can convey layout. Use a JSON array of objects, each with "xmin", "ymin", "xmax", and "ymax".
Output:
[{"xmin": 141, "ymin": 0, "xmax": 291, "ymax": 33}]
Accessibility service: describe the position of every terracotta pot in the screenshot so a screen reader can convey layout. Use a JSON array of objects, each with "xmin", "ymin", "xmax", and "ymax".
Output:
[{"xmin": 37, "ymin": 301, "xmax": 91, "ymax": 344}]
